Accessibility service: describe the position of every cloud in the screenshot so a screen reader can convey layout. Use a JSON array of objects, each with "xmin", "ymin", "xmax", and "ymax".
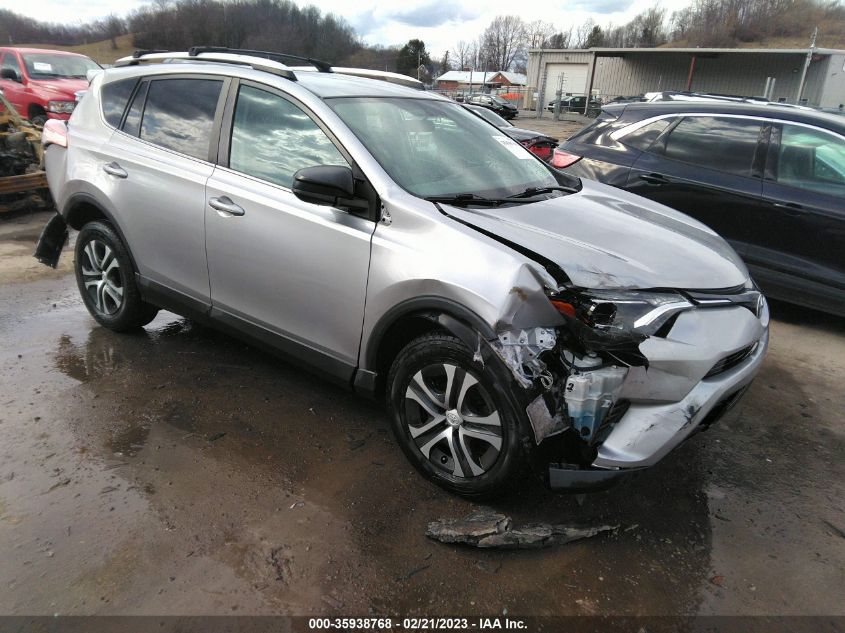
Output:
[
  {"xmin": 567, "ymin": 0, "xmax": 636, "ymax": 15},
  {"xmin": 384, "ymin": 1, "xmax": 477, "ymax": 28}
]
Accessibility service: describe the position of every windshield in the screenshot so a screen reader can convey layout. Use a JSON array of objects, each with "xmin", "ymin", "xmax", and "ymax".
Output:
[
  {"xmin": 329, "ymin": 97, "xmax": 559, "ymax": 198},
  {"xmin": 22, "ymin": 54, "xmax": 100, "ymax": 80}
]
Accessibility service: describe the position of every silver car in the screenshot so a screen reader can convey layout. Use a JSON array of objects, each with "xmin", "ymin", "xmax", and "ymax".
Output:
[{"xmin": 36, "ymin": 49, "xmax": 769, "ymax": 496}]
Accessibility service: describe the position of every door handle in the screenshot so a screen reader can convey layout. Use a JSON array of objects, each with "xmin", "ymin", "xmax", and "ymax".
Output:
[
  {"xmin": 639, "ymin": 173, "xmax": 670, "ymax": 185},
  {"xmin": 773, "ymin": 202, "xmax": 802, "ymax": 216},
  {"xmin": 102, "ymin": 162, "xmax": 128, "ymax": 178},
  {"xmin": 208, "ymin": 196, "xmax": 245, "ymax": 217}
]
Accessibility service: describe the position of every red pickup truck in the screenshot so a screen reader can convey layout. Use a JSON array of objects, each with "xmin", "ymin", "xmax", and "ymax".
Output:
[{"xmin": 0, "ymin": 47, "xmax": 100, "ymax": 126}]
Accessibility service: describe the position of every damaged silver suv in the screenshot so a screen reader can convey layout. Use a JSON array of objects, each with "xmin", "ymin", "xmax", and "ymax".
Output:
[{"xmin": 36, "ymin": 49, "xmax": 769, "ymax": 496}]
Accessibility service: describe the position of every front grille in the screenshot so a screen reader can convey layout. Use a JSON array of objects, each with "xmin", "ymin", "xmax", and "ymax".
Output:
[{"xmin": 704, "ymin": 343, "xmax": 756, "ymax": 378}]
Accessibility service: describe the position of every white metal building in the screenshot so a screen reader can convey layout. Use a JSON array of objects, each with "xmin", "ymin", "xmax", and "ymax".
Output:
[{"xmin": 526, "ymin": 47, "xmax": 845, "ymax": 109}]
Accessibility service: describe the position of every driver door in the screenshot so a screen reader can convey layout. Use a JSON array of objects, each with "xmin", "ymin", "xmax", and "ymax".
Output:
[{"xmin": 205, "ymin": 81, "xmax": 376, "ymax": 382}]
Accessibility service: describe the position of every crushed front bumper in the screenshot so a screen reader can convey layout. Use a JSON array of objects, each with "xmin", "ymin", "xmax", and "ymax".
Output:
[
  {"xmin": 594, "ymin": 329, "xmax": 768, "ymax": 469},
  {"xmin": 546, "ymin": 304, "xmax": 769, "ymax": 490}
]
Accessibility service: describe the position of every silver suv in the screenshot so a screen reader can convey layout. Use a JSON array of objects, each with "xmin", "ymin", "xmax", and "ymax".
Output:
[{"xmin": 36, "ymin": 49, "xmax": 769, "ymax": 496}]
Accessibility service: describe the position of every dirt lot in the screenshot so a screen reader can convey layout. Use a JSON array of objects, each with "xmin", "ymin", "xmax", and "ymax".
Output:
[
  {"xmin": 514, "ymin": 112, "xmax": 590, "ymax": 141},
  {"xmin": 1, "ymin": 211, "xmax": 843, "ymax": 617}
]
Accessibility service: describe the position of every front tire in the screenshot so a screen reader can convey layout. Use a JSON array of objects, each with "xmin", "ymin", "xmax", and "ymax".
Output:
[
  {"xmin": 386, "ymin": 332, "xmax": 530, "ymax": 497},
  {"xmin": 74, "ymin": 221, "xmax": 158, "ymax": 331}
]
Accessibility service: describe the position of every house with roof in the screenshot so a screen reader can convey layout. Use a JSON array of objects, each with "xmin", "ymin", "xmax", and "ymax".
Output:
[{"xmin": 435, "ymin": 70, "xmax": 527, "ymax": 91}]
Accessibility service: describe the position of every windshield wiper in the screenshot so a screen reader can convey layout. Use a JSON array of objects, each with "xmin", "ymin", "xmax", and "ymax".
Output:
[
  {"xmin": 425, "ymin": 193, "xmax": 506, "ymax": 207},
  {"xmin": 506, "ymin": 185, "xmax": 579, "ymax": 199}
]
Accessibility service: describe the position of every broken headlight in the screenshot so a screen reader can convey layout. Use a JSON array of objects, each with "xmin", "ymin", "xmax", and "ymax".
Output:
[{"xmin": 552, "ymin": 289, "xmax": 692, "ymax": 336}]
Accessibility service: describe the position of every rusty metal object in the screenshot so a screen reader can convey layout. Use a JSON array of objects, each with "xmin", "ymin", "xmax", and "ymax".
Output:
[{"xmin": 0, "ymin": 91, "xmax": 51, "ymax": 213}]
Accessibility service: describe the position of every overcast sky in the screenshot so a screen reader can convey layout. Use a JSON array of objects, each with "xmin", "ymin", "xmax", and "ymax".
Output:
[{"xmin": 5, "ymin": 0, "xmax": 696, "ymax": 56}]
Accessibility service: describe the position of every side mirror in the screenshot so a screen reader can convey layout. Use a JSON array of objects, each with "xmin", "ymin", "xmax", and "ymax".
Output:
[
  {"xmin": 1, "ymin": 68, "xmax": 21, "ymax": 83},
  {"xmin": 292, "ymin": 165, "xmax": 355, "ymax": 207}
]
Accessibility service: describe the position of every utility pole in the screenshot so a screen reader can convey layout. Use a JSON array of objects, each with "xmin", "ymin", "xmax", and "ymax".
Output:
[{"xmin": 796, "ymin": 26, "xmax": 818, "ymax": 104}]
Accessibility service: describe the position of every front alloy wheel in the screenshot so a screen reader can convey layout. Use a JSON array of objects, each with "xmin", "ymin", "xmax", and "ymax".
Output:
[
  {"xmin": 405, "ymin": 363, "xmax": 503, "ymax": 478},
  {"xmin": 387, "ymin": 332, "xmax": 530, "ymax": 497}
]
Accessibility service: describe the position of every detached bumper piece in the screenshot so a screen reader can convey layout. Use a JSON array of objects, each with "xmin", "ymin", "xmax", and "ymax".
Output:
[{"xmin": 34, "ymin": 212, "xmax": 68, "ymax": 268}]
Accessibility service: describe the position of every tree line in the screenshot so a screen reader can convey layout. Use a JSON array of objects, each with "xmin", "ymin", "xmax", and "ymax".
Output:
[
  {"xmin": 2, "ymin": 0, "xmax": 843, "ymax": 78},
  {"xmin": 448, "ymin": 0, "xmax": 844, "ymax": 74}
]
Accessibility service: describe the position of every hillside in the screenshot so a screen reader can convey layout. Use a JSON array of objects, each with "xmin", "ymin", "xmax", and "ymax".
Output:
[{"xmin": 17, "ymin": 34, "xmax": 136, "ymax": 65}]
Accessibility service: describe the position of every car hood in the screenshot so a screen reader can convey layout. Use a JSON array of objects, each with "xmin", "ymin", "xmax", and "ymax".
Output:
[
  {"xmin": 503, "ymin": 127, "xmax": 558, "ymax": 143},
  {"xmin": 442, "ymin": 178, "xmax": 749, "ymax": 290},
  {"xmin": 27, "ymin": 78, "xmax": 88, "ymax": 99}
]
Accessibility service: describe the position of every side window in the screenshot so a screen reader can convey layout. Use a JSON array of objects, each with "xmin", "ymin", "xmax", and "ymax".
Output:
[
  {"xmin": 1, "ymin": 53, "xmax": 22, "ymax": 80},
  {"xmin": 663, "ymin": 116, "xmax": 762, "ymax": 177},
  {"xmin": 228, "ymin": 85, "xmax": 348, "ymax": 188},
  {"xmin": 101, "ymin": 78, "xmax": 137, "ymax": 128},
  {"xmin": 777, "ymin": 124, "xmax": 845, "ymax": 196},
  {"xmin": 139, "ymin": 78, "xmax": 223, "ymax": 160},
  {"xmin": 122, "ymin": 81, "xmax": 148, "ymax": 137},
  {"xmin": 622, "ymin": 118, "xmax": 673, "ymax": 151}
]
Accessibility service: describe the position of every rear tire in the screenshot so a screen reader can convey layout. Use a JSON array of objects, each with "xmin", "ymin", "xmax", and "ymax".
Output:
[
  {"xmin": 74, "ymin": 221, "xmax": 158, "ymax": 332},
  {"xmin": 386, "ymin": 332, "xmax": 531, "ymax": 497}
]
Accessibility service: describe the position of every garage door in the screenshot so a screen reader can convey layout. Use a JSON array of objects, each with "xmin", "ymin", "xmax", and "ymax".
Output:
[{"xmin": 542, "ymin": 63, "xmax": 588, "ymax": 99}]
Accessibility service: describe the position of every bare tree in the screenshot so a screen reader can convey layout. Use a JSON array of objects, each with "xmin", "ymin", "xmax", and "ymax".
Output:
[
  {"xmin": 451, "ymin": 40, "xmax": 473, "ymax": 70},
  {"xmin": 480, "ymin": 15, "xmax": 526, "ymax": 71},
  {"xmin": 546, "ymin": 28, "xmax": 572, "ymax": 49},
  {"xmin": 524, "ymin": 19, "xmax": 556, "ymax": 48},
  {"xmin": 98, "ymin": 14, "xmax": 125, "ymax": 50},
  {"xmin": 574, "ymin": 19, "xmax": 595, "ymax": 48}
]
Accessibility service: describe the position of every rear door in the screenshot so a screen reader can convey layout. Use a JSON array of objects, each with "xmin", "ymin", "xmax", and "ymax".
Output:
[
  {"xmin": 626, "ymin": 115, "xmax": 767, "ymax": 257},
  {"xmin": 751, "ymin": 122, "xmax": 845, "ymax": 308},
  {"xmin": 204, "ymin": 81, "xmax": 375, "ymax": 381},
  {"xmin": 103, "ymin": 75, "xmax": 228, "ymax": 307}
]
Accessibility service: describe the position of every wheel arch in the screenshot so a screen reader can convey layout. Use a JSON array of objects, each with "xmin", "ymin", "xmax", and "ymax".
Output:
[
  {"xmin": 63, "ymin": 192, "xmax": 140, "ymax": 272},
  {"xmin": 28, "ymin": 102, "xmax": 46, "ymax": 120},
  {"xmin": 359, "ymin": 296, "xmax": 497, "ymax": 398}
]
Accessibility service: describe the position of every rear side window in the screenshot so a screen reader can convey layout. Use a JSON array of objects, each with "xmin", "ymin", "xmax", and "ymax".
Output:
[
  {"xmin": 622, "ymin": 118, "xmax": 672, "ymax": 151},
  {"xmin": 139, "ymin": 78, "xmax": 223, "ymax": 160},
  {"xmin": 101, "ymin": 78, "xmax": 137, "ymax": 128},
  {"xmin": 662, "ymin": 116, "xmax": 762, "ymax": 177}
]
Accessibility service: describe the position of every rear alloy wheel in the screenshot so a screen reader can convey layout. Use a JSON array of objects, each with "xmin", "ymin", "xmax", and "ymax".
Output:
[
  {"xmin": 79, "ymin": 238, "xmax": 124, "ymax": 316},
  {"xmin": 387, "ymin": 333, "xmax": 529, "ymax": 497},
  {"xmin": 75, "ymin": 221, "xmax": 159, "ymax": 331}
]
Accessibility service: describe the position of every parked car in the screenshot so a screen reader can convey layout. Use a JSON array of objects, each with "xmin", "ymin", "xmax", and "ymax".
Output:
[
  {"xmin": 466, "ymin": 93, "xmax": 518, "ymax": 119},
  {"xmin": 0, "ymin": 48, "xmax": 100, "ymax": 126},
  {"xmin": 37, "ymin": 49, "xmax": 769, "ymax": 496},
  {"xmin": 553, "ymin": 101, "xmax": 845, "ymax": 317},
  {"xmin": 546, "ymin": 95, "xmax": 601, "ymax": 114},
  {"xmin": 463, "ymin": 103, "xmax": 558, "ymax": 161}
]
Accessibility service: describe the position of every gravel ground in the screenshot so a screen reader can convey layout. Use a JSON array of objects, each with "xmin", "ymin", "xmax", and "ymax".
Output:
[{"xmin": 0, "ymin": 211, "xmax": 843, "ymax": 617}]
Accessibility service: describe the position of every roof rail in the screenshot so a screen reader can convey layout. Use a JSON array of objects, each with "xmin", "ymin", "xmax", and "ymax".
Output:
[
  {"xmin": 116, "ymin": 50, "xmax": 299, "ymax": 80},
  {"xmin": 131, "ymin": 49, "xmax": 168, "ymax": 58},
  {"xmin": 188, "ymin": 46, "xmax": 333, "ymax": 73}
]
